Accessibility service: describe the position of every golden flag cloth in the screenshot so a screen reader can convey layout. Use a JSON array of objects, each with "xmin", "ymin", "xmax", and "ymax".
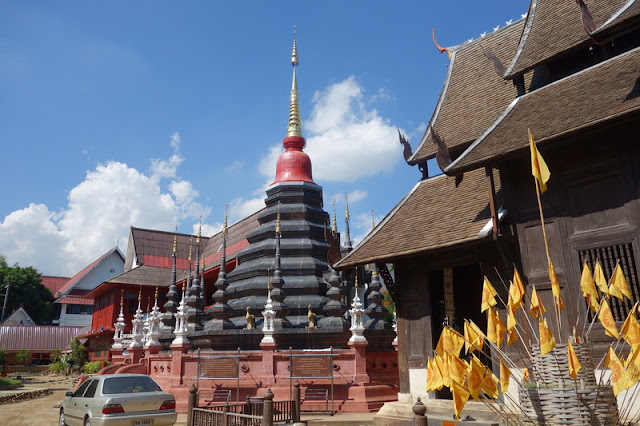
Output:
[
  {"xmin": 580, "ymin": 262, "xmax": 599, "ymax": 312},
  {"xmin": 507, "ymin": 307, "xmax": 517, "ymax": 331},
  {"xmin": 529, "ymin": 129, "xmax": 550, "ymax": 192},
  {"xmin": 522, "ymin": 367, "xmax": 530, "ymax": 382},
  {"xmin": 626, "ymin": 347, "xmax": 640, "ymax": 381},
  {"xmin": 464, "ymin": 320, "xmax": 485, "ymax": 354},
  {"xmin": 568, "ymin": 340, "xmax": 581, "ymax": 379},
  {"xmin": 507, "ymin": 329, "xmax": 518, "ymax": 346},
  {"xmin": 481, "ymin": 277, "xmax": 498, "ymax": 312},
  {"xmin": 447, "ymin": 351, "xmax": 469, "ymax": 387},
  {"xmin": 435, "ymin": 326, "xmax": 465, "ymax": 358},
  {"xmin": 539, "ymin": 318, "xmax": 556, "ymax": 355},
  {"xmin": 606, "ymin": 347, "xmax": 635, "ymax": 397},
  {"xmin": 620, "ymin": 304, "xmax": 640, "ymax": 349},
  {"xmin": 451, "ymin": 380, "xmax": 470, "ymax": 419},
  {"xmin": 529, "ymin": 286, "xmax": 546, "ymax": 319},
  {"xmin": 486, "ymin": 308, "xmax": 498, "ymax": 345},
  {"xmin": 495, "ymin": 311, "xmax": 507, "ymax": 347},
  {"xmin": 609, "ymin": 263, "xmax": 632, "ymax": 301},
  {"xmin": 434, "ymin": 353, "xmax": 448, "ymax": 389},
  {"xmin": 509, "ymin": 269, "xmax": 526, "ymax": 311},
  {"xmin": 468, "ymin": 355, "xmax": 485, "ymax": 401},
  {"xmin": 482, "ymin": 369, "xmax": 499, "ymax": 399},
  {"xmin": 549, "ymin": 260, "xmax": 565, "ymax": 311},
  {"xmin": 598, "ymin": 298, "xmax": 619, "ymax": 339},
  {"xmin": 499, "ymin": 358, "xmax": 511, "ymax": 393},
  {"xmin": 594, "ymin": 260, "xmax": 609, "ymax": 295},
  {"xmin": 426, "ymin": 358, "xmax": 435, "ymax": 392}
]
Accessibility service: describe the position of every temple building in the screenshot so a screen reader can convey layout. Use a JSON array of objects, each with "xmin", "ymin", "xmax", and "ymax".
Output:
[
  {"xmin": 80, "ymin": 31, "xmax": 398, "ymax": 412},
  {"xmin": 338, "ymin": 0, "xmax": 640, "ymax": 423}
]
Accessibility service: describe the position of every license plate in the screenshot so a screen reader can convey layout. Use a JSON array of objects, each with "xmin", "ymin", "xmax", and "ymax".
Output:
[{"xmin": 134, "ymin": 421, "xmax": 152, "ymax": 426}]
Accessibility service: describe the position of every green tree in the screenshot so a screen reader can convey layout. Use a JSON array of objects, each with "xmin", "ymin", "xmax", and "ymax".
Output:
[
  {"xmin": 0, "ymin": 349, "xmax": 6, "ymax": 364},
  {"xmin": 16, "ymin": 349, "xmax": 32, "ymax": 370},
  {"xmin": 68, "ymin": 338, "xmax": 87, "ymax": 367},
  {"xmin": 0, "ymin": 261, "xmax": 54, "ymax": 324},
  {"xmin": 50, "ymin": 349, "xmax": 62, "ymax": 364}
]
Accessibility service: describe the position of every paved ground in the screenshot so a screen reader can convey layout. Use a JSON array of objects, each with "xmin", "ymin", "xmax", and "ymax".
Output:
[{"xmin": 0, "ymin": 374, "xmax": 375, "ymax": 425}]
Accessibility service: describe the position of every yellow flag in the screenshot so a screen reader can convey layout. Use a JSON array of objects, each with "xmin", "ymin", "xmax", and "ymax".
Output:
[
  {"xmin": 549, "ymin": 260, "xmax": 564, "ymax": 311},
  {"xmin": 507, "ymin": 329, "xmax": 518, "ymax": 346},
  {"xmin": 522, "ymin": 367, "xmax": 530, "ymax": 382},
  {"xmin": 580, "ymin": 262, "xmax": 599, "ymax": 312},
  {"xmin": 468, "ymin": 355, "xmax": 485, "ymax": 401},
  {"xmin": 620, "ymin": 304, "xmax": 640, "ymax": 349},
  {"xmin": 609, "ymin": 263, "xmax": 632, "ymax": 301},
  {"xmin": 568, "ymin": 340, "xmax": 581, "ymax": 379},
  {"xmin": 529, "ymin": 129, "xmax": 550, "ymax": 193},
  {"xmin": 539, "ymin": 318, "xmax": 556, "ymax": 355},
  {"xmin": 507, "ymin": 306, "xmax": 517, "ymax": 331},
  {"xmin": 482, "ymin": 369, "xmax": 499, "ymax": 399},
  {"xmin": 486, "ymin": 308, "xmax": 498, "ymax": 345},
  {"xmin": 598, "ymin": 298, "xmax": 619, "ymax": 339},
  {"xmin": 594, "ymin": 260, "xmax": 609, "ymax": 295},
  {"xmin": 435, "ymin": 327, "xmax": 465, "ymax": 358},
  {"xmin": 451, "ymin": 379, "xmax": 470, "ymax": 419},
  {"xmin": 529, "ymin": 286, "xmax": 546, "ymax": 319},
  {"xmin": 464, "ymin": 320, "xmax": 485, "ymax": 354},
  {"xmin": 447, "ymin": 351, "xmax": 469, "ymax": 387},
  {"xmin": 606, "ymin": 347, "xmax": 635, "ymax": 397},
  {"xmin": 481, "ymin": 277, "xmax": 498, "ymax": 312},
  {"xmin": 434, "ymin": 353, "xmax": 448, "ymax": 389},
  {"xmin": 508, "ymin": 269, "xmax": 526, "ymax": 312},
  {"xmin": 499, "ymin": 358, "xmax": 511, "ymax": 393},
  {"xmin": 495, "ymin": 311, "xmax": 507, "ymax": 347}
]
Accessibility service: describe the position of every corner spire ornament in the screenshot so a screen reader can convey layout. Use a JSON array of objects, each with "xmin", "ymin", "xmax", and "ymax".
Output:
[
  {"xmin": 332, "ymin": 199, "xmax": 338, "ymax": 233},
  {"xmin": 287, "ymin": 26, "xmax": 302, "ymax": 138},
  {"xmin": 172, "ymin": 226, "xmax": 178, "ymax": 253}
]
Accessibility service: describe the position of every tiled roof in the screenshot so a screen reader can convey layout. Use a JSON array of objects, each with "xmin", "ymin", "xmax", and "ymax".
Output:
[
  {"xmin": 595, "ymin": 0, "xmax": 640, "ymax": 35},
  {"xmin": 0, "ymin": 325, "xmax": 84, "ymax": 351},
  {"xmin": 105, "ymin": 265, "xmax": 173, "ymax": 288},
  {"xmin": 409, "ymin": 21, "xmax": 525, "ymax": 165},
  {"xmin": 448, "ymin": 46, "xmax": 640, "ymax": 174},
  {"xmin": 54, "ymin": 296, "xmax": 94, "ymax": 306},
  {"xmin": 505, "ymin": 0, "xmax": 627, "ymax": 78},
  {"xmin": 129, "ymin": 209, "xmax": 262, "ymax": 271},
  {"xmin": 336, "ymin": 168, "xmax": 500, "ymax": 268},
  {"xmin": 55, "ymin": 247, "xmax": 123, "ymax": 297},
  {"xmin": 40, "ymin": 276, "xmax": 70, "ymax": 295}
]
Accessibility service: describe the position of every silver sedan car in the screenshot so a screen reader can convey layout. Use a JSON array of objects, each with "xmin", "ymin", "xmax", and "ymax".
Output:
[{"xmin": 59, "ymin": 374, "xmax": 178, "ymax": 426}]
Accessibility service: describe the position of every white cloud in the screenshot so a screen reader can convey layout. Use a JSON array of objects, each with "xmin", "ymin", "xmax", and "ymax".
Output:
[
  {"xmin": 0, "ymin": 133, "xmax": 208, "ymax": 276},
  {"xmin": 229, "ymin": 196, "xmax": 265, "ymax": 224},
  {"xmin": 259, "ymin": 76, "xmax": 400, "ymax": 184}
]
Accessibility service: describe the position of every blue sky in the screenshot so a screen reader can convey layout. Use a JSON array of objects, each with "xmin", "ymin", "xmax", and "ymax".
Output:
[{"xmin": 1, "ymin": 1, "xmax": 529, "ymax": 276}]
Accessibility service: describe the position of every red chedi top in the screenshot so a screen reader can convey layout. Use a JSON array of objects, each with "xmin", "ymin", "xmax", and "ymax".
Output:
[{"xmin": 272, "ymin": 136, "xmax": 314, "ymax": 184}]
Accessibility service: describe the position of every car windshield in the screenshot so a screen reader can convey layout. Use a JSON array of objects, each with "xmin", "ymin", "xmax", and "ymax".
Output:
[{"xmin": 102, "ymin": 376, "xmax": 162, "ymax": 394}]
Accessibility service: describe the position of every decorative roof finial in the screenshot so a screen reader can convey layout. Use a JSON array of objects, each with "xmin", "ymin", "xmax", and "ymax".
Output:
[
  {"xmin": 138, "ymin": 285, "xmax": 142, "ymax": 308},
  {"xmin": 222, "ymin": 203, "xmax": 228, "ymax": 234},
  {"xmin": 331, "ymin": 199, "xmax": 337, "ymax": 233},
  {"xmin": 120, "ymin": 289, "xmax": 124, "ymax": 307},
  {"xmin": 196, "ymin": 215, "xmax": 202, "ymax": 244},
  {"xmin": 345, "ymin": 194, "xmax": 350, "ymax": 220},
  {"xmin": 371, "ymin": 209, "xmax": 376, "ymax": 230},
  {"xmin": 344, "ymin": 193, "xmax": 352, "ymax": 250},
  {"xmin": 154, "ymin": 286, "xmax": 158, "ymax": 299},
  {"xmin": 355, "ymin": 269, "xmax": 359, "ymax": 288},
  {"xmin": 275, "ymin": 202, "xmax": 282, "ymax": 235},
  {"xmin": 188, "ymin": 236, "xmax": 193, "ymax": 261},
  {"xmin": 172, "ymin": 226, "xmax": 178, "ymax": 253},
  {"xmin": 267, "ymin": 268, "xmax": 272, "ymax": 291},
  {"xmin": 287, "ymin": 26, "xmax": 302, "ymax": 138}
]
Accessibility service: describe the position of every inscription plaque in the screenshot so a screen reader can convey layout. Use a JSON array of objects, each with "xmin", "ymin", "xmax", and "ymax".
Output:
[
  {"xmin": 291, "ymin": 356, "xmax": 331, "ymax": 377},
  {"xmin": 200, "ymin": 358, "xmax": 237, "ymax": 378}
]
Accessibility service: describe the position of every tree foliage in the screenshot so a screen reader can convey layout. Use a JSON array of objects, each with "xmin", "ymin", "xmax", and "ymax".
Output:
[
  {"xmin": 16, "ymin": 349, "xmax": 32, "ymax": 367},
  {"xmin": 0, "ymin": 259, "xmax": 54, "ymax": 324},
  {"xmin": 68, "ymin": 338, "xmax": 87, "ymax": 367}
]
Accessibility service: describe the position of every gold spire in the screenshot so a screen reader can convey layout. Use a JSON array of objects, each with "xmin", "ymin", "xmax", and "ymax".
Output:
[
  {"xmin": 222, "ymin": 203, "xmax": 228, "ymax": 234},
  {"xmin": 355, "ymin": 270, "xmax": 359, "ymax": 288},
  {"xmin": 138, "ymin": 285, "xmax": 142, "ymax": 303},
  {"xmin": 287, "ymin": 26, "xmax": 302, "ymax": 138},
  {"xmin": 120, "ymin": 289, "xmax": 124, "ymax": 307},
  {"xmin": 188, "ymin": 236, "xmax": 193, "ymax": 261},
  {"xmin": 172, "ymin": 226, "xmax": 178, "ymax": 253},
  {"xmin": 331, "ymin": 199, "xmax": 337, "ymax": 233},
  {"xmin": 275, "ymin": 202, "xmax": 282, "ymax": 235},
  {"xmin": 154, "ymin": 286, "xmax": 158, "ymax": 299},
  {"xmin": 345, "ymin": 193, "xmax": 350, "ymax": 220},
  {"xmin": 267, "ymin": 269, "xmax": 272, "ymax": 291},
  {"xmin": 196, "ymin": 215, "xmax": 202, "ymax": 244}
]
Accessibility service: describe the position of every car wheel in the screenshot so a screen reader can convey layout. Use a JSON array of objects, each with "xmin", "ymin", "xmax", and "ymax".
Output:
[{"xmin": 58, "ymin": 410, "xmax": 67, "ymax": 426}]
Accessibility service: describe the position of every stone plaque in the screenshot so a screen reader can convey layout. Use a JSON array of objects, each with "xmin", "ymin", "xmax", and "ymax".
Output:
[
  {"xmin": 291, "ymin": 356, "xmax": 331, "ymax": 377},
  {"xmin": 200, "ymin": 358, "xmax": 237, "ymax": 378}
]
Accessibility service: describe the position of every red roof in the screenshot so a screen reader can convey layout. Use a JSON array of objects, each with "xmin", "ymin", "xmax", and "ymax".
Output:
[
  {"xmin": 54, "ymin": 296, "xmax": 94, "ymax": 306},
  {"xmin": 0, "ymin": 325, "xmax": 85, "ymax": 351},
  {"xmin": 56, "ymin": 247, "xmax": 123, "ymax": 298},
  {"xmin": 40, "ymin": 276, "xmax": 70, "ymax": 295}
]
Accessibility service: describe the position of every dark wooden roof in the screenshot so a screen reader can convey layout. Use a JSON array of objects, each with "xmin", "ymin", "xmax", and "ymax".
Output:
[
  {"xmin": 596, "ymin": 0, "xmax": 640, "ymax": 35},
  {"xmin": 129, "ymin": 227, "xmax": 207, "ymax": 267},
  {"xmin": 448, "ymin": 46, "xmax": 640, "ymax": 173},
  {"xmin": 105, "ymin": 265, "xmax": 174, "ymax": 287},
  {"xmin": 505, "ymin": 0, "xmax": 627, "ymax": 79},
  {"xmin": 336, "ymin": 168, "xmax": 500, "ymax": 268},
  {"xmin": 409, "ymin": 21, "xmax": 525, "ymax": 165}
]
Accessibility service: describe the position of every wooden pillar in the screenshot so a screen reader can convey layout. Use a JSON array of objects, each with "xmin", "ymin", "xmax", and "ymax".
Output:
[
  {"xmin": 186, "ymin": 384, "xmax": 197, "ymax": 426},
  {"xmin": 262, "ymin": 388, "xmax": 274, "ymax": 426}
]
